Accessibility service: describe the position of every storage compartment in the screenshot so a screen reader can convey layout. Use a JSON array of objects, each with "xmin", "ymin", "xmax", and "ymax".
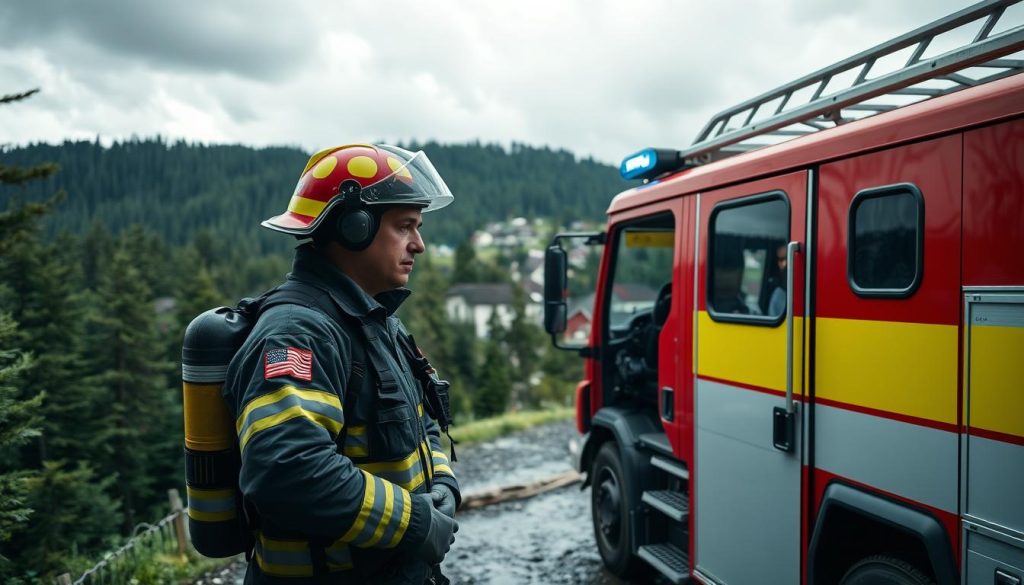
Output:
[{"xmin": 965, "ymin": 527, "xmax": 1024, "ymax": 585}]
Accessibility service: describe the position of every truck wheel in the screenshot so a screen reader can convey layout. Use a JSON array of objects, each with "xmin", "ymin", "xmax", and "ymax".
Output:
[
  {"xmin": 591, "ymin": 442, "xmax": 643, "ymax": 579},
  {"xmin": 840, "ymin": 555, "xmax": 935, "ymax": 585}
]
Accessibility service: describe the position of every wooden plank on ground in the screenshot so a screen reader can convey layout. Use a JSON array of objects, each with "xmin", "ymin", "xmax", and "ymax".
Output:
[{"xmin": 459, "ymin": 470, "xmax": 582, "ymax": 510}]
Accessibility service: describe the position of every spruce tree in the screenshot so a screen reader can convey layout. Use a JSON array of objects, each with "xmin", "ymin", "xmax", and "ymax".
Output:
[
  {"xmin": 504, "ymin": 283, "xmax": 543, "ymax": 407},
  {"xmin": 84, "ymin": 244, "xmax": 176, "ymax": 532},
  {"xmin": 0, "ymin": 311, "xmax": 40, "ymax": 574},
  {"xmin": 474, "ymin": 310, "xmax": 512, "ymax": 418}
]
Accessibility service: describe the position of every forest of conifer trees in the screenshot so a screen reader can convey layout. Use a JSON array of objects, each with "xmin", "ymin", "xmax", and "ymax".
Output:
[{"xmin": 0, "ymin": 90, "xmax": 598, "ymax": 582}]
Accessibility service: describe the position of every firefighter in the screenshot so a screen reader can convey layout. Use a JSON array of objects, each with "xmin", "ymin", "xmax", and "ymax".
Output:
[{"xmin": 227, "ymin": 144, "xmax": 460, "ymax": 584}]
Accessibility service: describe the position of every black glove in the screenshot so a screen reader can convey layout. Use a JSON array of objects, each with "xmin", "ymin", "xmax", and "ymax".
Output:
[
  {"xmin": 431, "ymin": 484, "xmax": 457, "ymax": 519},
  {"xmin": 415, "ymin": 494, "xmax": 458, "ymax": 564}
]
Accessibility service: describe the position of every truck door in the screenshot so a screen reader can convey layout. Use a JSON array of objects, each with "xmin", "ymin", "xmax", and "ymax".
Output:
[{"xmin": 694, "ymin": 171, "xmax": 808, "ymax": 585}]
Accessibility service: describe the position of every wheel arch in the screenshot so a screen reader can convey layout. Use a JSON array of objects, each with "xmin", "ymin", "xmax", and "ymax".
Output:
[
  {"xmin": 577, "ymin": 406, "xmax": 662, "ymax": 554},
  {"xmin": 578, "ymin": 406, "xmax": 661, "ymax": 485},
  {"xmin": 808, "ymin": 481, "xmax": 957, "ymax": 585}
]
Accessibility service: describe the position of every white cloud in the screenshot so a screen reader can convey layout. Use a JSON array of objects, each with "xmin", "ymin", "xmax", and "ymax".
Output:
[{"xmin": 0, "ymin": 0, "xmax": 994, "ymax": 163}]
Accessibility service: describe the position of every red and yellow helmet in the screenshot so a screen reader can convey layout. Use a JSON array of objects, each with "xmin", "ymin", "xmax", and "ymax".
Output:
[{"xmin": 262, "ymin": 144, "xmax": 454, "ymax": 236}]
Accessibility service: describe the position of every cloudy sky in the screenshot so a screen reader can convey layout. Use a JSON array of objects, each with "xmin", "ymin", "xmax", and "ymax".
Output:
[{"xmin": 0, "ymin": 0, "xmax": 1002, "ymax": 164}]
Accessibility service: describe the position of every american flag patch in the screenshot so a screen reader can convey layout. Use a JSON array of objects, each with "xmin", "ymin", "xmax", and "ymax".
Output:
[{"xmin": 264, "ymin": 347, "xmax": 313, "ymax": 381}]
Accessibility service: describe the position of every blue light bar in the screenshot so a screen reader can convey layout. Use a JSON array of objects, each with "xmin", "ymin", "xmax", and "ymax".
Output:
[
  {"xmin": 619, "ymin": 148, "xmax": 687, "ymax": 181},
  {"xmin": 620, "ymin": 149, "xmax": 656, "ymax": 180}
]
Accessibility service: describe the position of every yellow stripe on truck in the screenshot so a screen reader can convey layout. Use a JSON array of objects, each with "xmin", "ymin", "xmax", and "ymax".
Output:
[
  {"xmin": 970, "ymin": 323, "xmax": 1024, "ymax": 438},
  {"xmin": 817, "ymin": 317, "xmax": 958, "ymax": 426},
  {"xmin": 696, "ymin": 311, "xmax": 803, "ymax": 395}
]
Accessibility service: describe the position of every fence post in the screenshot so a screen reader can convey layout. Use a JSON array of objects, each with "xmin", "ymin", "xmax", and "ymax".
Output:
[
  {"xmin": 56, "ymin": 573, "xmax": 72, "ymax": 585},
  {"xmin": 168, "ymin": 488, "xmax": 188, "ymax": 558}
]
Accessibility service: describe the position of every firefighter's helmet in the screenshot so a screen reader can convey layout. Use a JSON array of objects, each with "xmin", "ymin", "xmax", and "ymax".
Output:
[{"xmin": 261, "ymin": 144, "xmax": 454, "ymax": 247}]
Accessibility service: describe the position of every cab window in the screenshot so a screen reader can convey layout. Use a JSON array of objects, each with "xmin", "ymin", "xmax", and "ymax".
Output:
[{"xmin": 707, "ymin": 193, "xmax": 789, "ymax": 324}]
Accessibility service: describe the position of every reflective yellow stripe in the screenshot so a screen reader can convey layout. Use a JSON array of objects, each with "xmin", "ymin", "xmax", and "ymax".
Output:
[
  {"xmin": 236, "ymin": 386, "xmax": 341, "ymax": 435},
  {"xmin": 239, "ymin": 404, "xmax": 344, "ymax": 451},
  {"xmin": 340, "ymin": 470, "xmax": 376, "ymax": 542},
  {"xmin": 386, "ymin": 489, "xmax": 412, "ymax": 548},
  {"xmin": 817, "ymin": 317, "xmax": 957, "ymax": 425},
  {"xmin": 431, "ymin": 450, "xmax": 449, "ymax": 462},
  {"xmin": 364, "ymin": 482, "xmax": 395, "ymax": 547},
  {"xmin": 186, "ymin": 487, "xmax": 234, "ymax": 501},
  {"xmin": 433, "ymin": 464, "xmax": 454, "ymax": 476},
  {"xmin": 287, "ymin": 195, "xmax": 327, "ymax": 218},
  {"xmin": 255, "ymin": 551, "xmax": 313, "ymax": 577},
  {"xmin": 357, "ymin": 442, "xmax": 426, "ymax": 474},
  {"xmin": 344, "ymin": 445, "xmax": 369, "ymax": 457},
  {"xmin": 970, "ymin": 323, "xmax": 1024, "ymax": 437},
  {"xmin": 417, "ymin": 403, "xmax": 424, "ymax": 416},
  {"xmin": 188, "ymin": 508, "xmax": 236, "ymax": 522},
  {"xmin": 259, "ymin": 533, "xmax": 308, "ymax": 552},
  {"xmin": 348, "ymin": 425, "xmax": 366, "ymax": 436}
]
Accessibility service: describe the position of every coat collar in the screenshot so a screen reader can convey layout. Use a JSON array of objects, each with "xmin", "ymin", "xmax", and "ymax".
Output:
[{"xmin": 288, "ymin": 244, "xmax": 411, "ymax": 320}]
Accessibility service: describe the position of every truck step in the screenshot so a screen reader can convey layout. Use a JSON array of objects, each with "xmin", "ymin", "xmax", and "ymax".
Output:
[
  {"xmin": 638, "ymin": 432, "xmax": 673, "ymax": 457},
  {"xmin": 638, "ymin": 543, "xmax": 691, "ymax": 584},
  {"xmin": 642, "ymin": 489, "xmax": 689, "ymax": 522},
  {"xmin": 651, "ymin": 455, "xmax": 689, "ymax": 481}
]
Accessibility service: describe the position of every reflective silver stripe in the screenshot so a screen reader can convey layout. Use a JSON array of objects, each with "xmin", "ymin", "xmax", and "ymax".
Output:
[
  {"xmin": 181, "ymin": 364, "xmax": 228, "ymax": 383},
  {"xmin": 349, "ymin": 476, "xmax": 392, "ymax": 546},
  {"xmin": 816, "ymin": 403, "xmax": 958, "ymax": 513},
  {"xmin": 377, "ymin": 484, "xmax": 407, "ymax": 548},
  {"xmin": 261, "ymin": 547, "xmax": 312, "ymax": 567},
  {"xmin": 187, "ymin": 495, "xmax": 234, "ymax": 514},
  {"xmin": 343, "ymin": 433, "xmax": 369, "ymax": 457}
]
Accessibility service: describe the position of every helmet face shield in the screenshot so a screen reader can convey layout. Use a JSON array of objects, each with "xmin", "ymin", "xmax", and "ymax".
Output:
[
  {"xmin": 261, "ymin": 143, "xmax": 454, "ymax": 236},
  {"xmin": 366, "ymin": 145, "xmax": 454, "ymax": 213}
]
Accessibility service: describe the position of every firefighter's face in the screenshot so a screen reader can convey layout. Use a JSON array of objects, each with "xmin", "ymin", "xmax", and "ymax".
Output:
[{"xmin": 356, "ymin": 206, "xmax": 425, "ymax": 294}]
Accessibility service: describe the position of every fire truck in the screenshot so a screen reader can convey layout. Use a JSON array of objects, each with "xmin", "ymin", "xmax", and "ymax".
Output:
[{"xmin": 543, "ymin": 3, "xmax": 1024, "ymax": 584}]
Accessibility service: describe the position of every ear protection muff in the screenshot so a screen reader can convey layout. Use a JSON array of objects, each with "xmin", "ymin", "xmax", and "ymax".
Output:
[{"xmin": 333, "ymin": 180, "xmax": 379, "ymax": 251}]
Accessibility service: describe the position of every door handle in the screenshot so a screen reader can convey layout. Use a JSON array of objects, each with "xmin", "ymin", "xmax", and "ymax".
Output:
[
  {"xmin": 785, "ymin": 241, "xmax": 800, "ymax": 415},
  {"xmin": 774, "ymin": 241, "xmax": 801, "ymax": 452}
]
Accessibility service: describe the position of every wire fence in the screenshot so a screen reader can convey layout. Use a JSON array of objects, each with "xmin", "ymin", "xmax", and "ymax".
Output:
[{"xmin": 56, "ymin": 489, "xmax": 189, "ymax": 585}]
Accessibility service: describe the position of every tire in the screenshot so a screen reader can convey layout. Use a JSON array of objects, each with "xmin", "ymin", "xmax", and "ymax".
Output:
[
  {"xmin": 591, "ymin": 441, "xmax": 644, "ymax": 579},
  {"xmin": 840, "ymin": 555, "xmax": 935, "ymax": 585}
]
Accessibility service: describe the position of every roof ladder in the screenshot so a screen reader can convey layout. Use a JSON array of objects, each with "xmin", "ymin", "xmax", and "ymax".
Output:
[{"xmin": 685, "ymin": 0, "xmax": 1024, "ymax": 163}]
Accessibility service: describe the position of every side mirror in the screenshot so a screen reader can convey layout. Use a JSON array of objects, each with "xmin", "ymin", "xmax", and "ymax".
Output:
[{"xmin": 543, "ymin": 244, "xmax": 568, "ymax": 334}]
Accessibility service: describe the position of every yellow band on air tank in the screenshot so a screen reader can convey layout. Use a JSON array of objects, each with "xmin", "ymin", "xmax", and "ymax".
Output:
[{"xmin": 183, "ymin": 382, "xmax": 236, "ymax": 451}]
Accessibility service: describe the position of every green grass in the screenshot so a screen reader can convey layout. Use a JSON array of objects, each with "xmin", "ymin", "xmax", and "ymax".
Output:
[{"xmin": 448, "ymin": 407, "xmax": 574, "ymax": 446}]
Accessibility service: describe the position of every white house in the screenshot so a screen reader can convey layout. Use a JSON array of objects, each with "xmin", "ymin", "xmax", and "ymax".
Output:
[{"xmin": 445, "ymin": 282, "xmax": 543, "ymax": 338}]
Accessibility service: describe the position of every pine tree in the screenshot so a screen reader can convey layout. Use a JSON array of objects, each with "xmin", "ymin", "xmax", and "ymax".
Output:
[
  {"xmin": 84, "ymin": 244, "xmax": 176, "ymax": 532},
  {"xmin": 474, "ymin": 310, "xmax": 512, "ymax": 418},
  {"xmin": 452, "ymin": 239, "xmax": 480, "ymax": 284},
  {"xmin": 18, "ymin": 461, "xmax": 120, "ymax": 579},
  {"xmin": 0, "ymin": 312, "xmax": 40, "ymax": 572},
  {"xmin": 504, "ymin": 283, "xmax": 543, "ymax": 408},
  {"xmin": 0, "ymin": 88, "xmax": 56, "ymax": 580},
  {"xmin": 447, "ymin": 321, "xmax": 478, "ymax": 419}
]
